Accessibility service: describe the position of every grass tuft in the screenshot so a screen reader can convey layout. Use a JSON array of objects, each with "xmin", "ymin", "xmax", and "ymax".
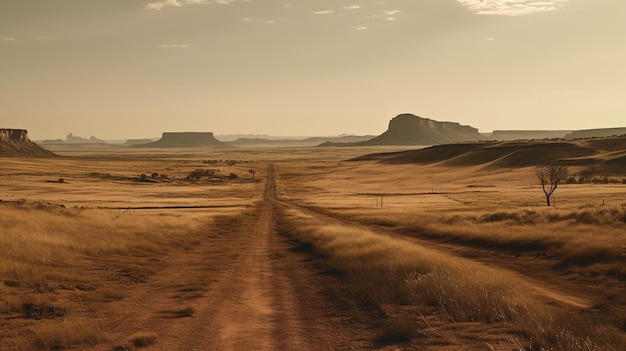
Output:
[
  {"xmin": 375, "ymin": 315, "xmax": 419, "ymax": 344},
  {"xmin": 30, "ymin": 318, "xmax": 100, "ymax": 350},
  {"xmin": 130, "ymin": 332, "xmax": 158, "ymax": 347}
]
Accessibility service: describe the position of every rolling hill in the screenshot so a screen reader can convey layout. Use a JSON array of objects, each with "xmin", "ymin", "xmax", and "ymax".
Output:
[{"xmin": 350, "ymin": 135, "xmax": 626, "ymax": 174}]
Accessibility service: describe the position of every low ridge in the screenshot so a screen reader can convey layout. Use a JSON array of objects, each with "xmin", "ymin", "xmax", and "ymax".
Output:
[
  {"xmin": 565, "ymin": 127, "xmax": 626, "ymax": 139},
  {"xmin": 488, "ymin": 130, "xmax": 572, "ymax": 140},
  {"xmin": 351, "ymin": 135, "xmax": 626, "ymax": 173}
]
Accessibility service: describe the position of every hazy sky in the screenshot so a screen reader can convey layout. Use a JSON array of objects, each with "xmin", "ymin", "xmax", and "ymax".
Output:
[{"xmin": 1, "ymin": 0, "xmax": 625, "ymax": 140}]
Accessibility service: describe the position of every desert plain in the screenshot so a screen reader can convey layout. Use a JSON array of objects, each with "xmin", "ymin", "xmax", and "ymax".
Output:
[{"xmin": 1, "ymin": 144, "xmax": 625, "ymax": 351}]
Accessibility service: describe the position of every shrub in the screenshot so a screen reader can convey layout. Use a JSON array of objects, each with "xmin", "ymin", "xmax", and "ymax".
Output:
[{"xmin": 186, "ymin": 169, "xmax": 215, "ymax": 180}]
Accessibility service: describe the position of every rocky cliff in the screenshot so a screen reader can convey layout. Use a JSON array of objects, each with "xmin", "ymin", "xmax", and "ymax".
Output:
[
  {"xmin": 357, "ymin": 114, "xmax": 485, "ymax": 146},
  {"xmin": 137, "ymin": 132, "xmax": 229, "ymax": 148},
  {"xmin": 0, "ymin": 129, "xmax": 56, "ymax": 157}
]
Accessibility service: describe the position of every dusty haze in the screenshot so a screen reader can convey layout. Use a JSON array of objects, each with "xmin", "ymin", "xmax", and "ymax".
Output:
[{"xmin": 1, "ymin": 0, "xmax": 625, "ymax": 140}]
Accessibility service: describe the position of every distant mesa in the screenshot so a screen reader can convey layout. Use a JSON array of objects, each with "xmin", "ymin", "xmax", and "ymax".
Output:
[
  {"xmin": 322, "ymin": 114, "xmax": 486, "ymax": 146},
  {"xmin": 38, "ymin": 132, "xmax": 105, "ymax": 145},
  {"xmin": 368, "ymin": 114, "xmax": 486, "ymax": 145},
  {"xmin": 65, "ymin": 132, "xmax": 104, "ymax": 144},
  {"xmin": 228, "ymin": 134, "xmax": 375, "ymax": 147},
  {"xmin": 136, "ymin": 132, "xmax": 229, "ymax": 148},
  {"xmin": 0, "ymin": 129, "xmax": 56, "ymax": 157}
]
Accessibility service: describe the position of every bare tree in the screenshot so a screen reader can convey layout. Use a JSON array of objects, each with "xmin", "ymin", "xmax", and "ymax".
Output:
[{"xmin": 536, "ymin": 165, "xmax": 569, "ymax": 206}]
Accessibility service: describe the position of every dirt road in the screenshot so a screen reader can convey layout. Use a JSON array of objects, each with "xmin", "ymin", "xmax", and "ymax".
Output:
[
  {"xmin": 91, "ymin": 163, "xmax": 379, "ymax": 350},
  {"xmin": 168, "ymin": 166, "xmax": 312, "ymax": 350}
]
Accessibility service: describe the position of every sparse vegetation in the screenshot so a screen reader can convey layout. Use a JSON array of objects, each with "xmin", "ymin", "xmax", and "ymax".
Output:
[
  {"xmin": 186, "ymin": 168, "xmax": 216, "ymax": 180},
  {"xmin": 278, "ymin": 206, "xmax": 625, "ymax": 350},
  {"xmin": 276, "ymin": 152, "xmax": 626, "ymax": 350},
  {"xmin": 1, "ymin": 145, "xmax": 624, "ymax": 350},
  {"xmin": 536, "ymin": 165, "xmax": 569, "ymax": 206},
  {"xmin": 30, "ymin": 318, "xmax": 101, "ymax": 350},
  {"xmin": 130, "ymin": 332, "xmax": 158, "ymax": 347},
  {"xmin": 0, "ymin": 204, "xmax": 210, "ymax": 349},
  {"xmin": 339, "ymin": 206, "xmax": 626, "ymax": 277},
  {"xmin": 576, "ymin": 167, "xmax": 624, "ymax": 184},
  {"xmin": 161, "ymin": 305, "xmax": 195, "ymax": 318}
]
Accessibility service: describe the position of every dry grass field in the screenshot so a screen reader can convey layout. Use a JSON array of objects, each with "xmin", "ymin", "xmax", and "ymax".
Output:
[
  {"xmin": 276, "ymin": 146, "xmax": 626, "ymax": 350},
  {"xmin": 1, "ymin": 144, "xmax": 624, "ymax": 350}
]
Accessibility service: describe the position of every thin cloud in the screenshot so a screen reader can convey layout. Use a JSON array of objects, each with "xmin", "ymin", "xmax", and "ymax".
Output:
[
  {"xmin": 241, "ymin": 17, "xmax": 275, "ymax": 24},
  {"xmin": 145, "ymin": 0, "xmax": 245, "ymax": 11},
  {"xmin": 313, "ymin": 10, "xmax": 334, "ymax": 15},
  {"xmin": 382, "ymin": 10, "xmax": 400, "ymax": 15},
  {"xmin": 457, "ymin": 0, "xmax": 570, "ymax": 16},
  {"xmin": 2, "ymin": 38, "xmax": 16, "ymax": 42},
  {"xmin": 145, "ymin": 0, "xmax": 181, "ymax": 11},
  {"xmin": 353, "ymin": 26, "xmax": 368, "ymax": 30},
  {"xmin": 363, "ymin": 9, "xmax": 401, "ymax": 21},
  {"xmin": 344, "ymin": 5, "xmax": 360, "ymax": 10}
]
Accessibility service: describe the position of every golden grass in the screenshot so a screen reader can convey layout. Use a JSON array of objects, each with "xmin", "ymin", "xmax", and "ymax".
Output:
[
  {"xmin": 129, "ymin": 331, "xmax": 158, "ymax": 347},
  {"xmin": 0, "ymin": 203, "xmax": 215, "ymax": 350},
  {"xmin": 0, "ymin": 151, "xmax": 267, "ymax": 350},
  {"xmin": 29, "ymin": 318, "xmax": 101, "ymax": 350},
  {"xmin": 2, "ymin": 146, "xmax": 624, "ymax": 349},
  {"xmin": 0, "ymin": 205, "xmax": 207, "ymax": 289},
  {"xmin": 339, "ymin": 205, "xmax": 626, "ymax": 274},
  {"xmin": 275, "ymin": 157, "xmax": 625, "ymax": 349},
  {"xmin": 278, "ymin": 206, "xmax": 625, "ymax": 350}
]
